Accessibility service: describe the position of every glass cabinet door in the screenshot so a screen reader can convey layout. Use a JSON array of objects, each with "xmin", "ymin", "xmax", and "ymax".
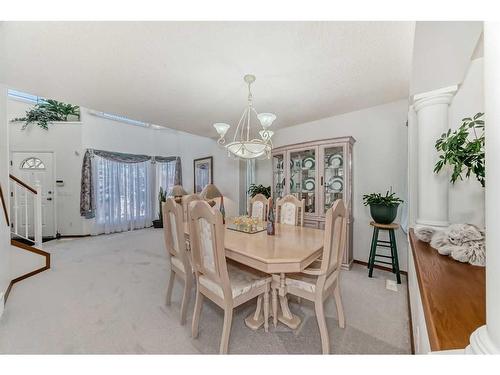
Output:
[
  {"xmin": 289, "ymin": 148, "xmax": 317, "ymax": 214},
  {"xmin": 322, "ymin": 145, "xmax": 345, "ymax": 213},
  {"xmin": 272, "ymin": 153, "xmax": 285, "ymax": 199}
]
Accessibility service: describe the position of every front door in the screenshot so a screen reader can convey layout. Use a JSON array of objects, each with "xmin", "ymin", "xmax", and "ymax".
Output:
[{"xmin": 10, "ymin": 151, "xmax": 56, "ymax": 239}]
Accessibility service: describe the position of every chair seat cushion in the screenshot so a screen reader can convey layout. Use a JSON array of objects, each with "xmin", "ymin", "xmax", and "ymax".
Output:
[
  {"xmin": 285, "ymin": 270, "xmax": 338, "ymax": 294},
  {"xmin": 285, "ymin": 273, "xmax": 318, "ymax": 293},
  {"xmin": 199, "ymin": 262, "xmax": 270, "ymax": 298}
]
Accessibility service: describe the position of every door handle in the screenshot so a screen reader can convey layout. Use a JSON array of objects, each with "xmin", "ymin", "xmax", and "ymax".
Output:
[
  {"xmin": 47, "ymin": 197, "xmax": 52, "ymax": 201},
  {"xmin": 320, "ymin": 176, "xmax": 324, "ymax": 186}
]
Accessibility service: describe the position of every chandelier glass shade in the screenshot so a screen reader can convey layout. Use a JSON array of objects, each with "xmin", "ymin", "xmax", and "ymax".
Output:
[{"xmin": 213, "ymin": 75, "xmax": 276, "ymax": 160}]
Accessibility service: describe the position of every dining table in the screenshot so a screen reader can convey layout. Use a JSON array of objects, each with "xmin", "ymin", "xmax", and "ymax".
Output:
[{"xmin": 183, "ymin": 220, "xmax": 325, "ymax": 330}]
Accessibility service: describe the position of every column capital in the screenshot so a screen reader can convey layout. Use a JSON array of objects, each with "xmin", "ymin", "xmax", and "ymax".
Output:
[
  {"xmin": 413, "ymin": 85, "xmax": 458, "ymax": 112},
  {"xmin": 466, "ymin": 325, "xmax": 500, "ymax": 354}
]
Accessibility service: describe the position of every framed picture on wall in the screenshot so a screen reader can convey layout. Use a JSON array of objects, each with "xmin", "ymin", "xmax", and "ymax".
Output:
[{"xmin": 193, "ymin": 156, "xmax": 213, "ymax": 193}]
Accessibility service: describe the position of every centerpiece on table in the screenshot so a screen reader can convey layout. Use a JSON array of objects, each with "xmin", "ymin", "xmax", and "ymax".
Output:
[
  {"xmin": 229, "ymin": 215, "xmax": 264, "ymax": 234},
  {"xmin": 362, "ymin": 189, "xmax": 404, "ymax": 225}
]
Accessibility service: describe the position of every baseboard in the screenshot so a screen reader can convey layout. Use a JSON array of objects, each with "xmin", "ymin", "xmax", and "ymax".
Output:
[
  {"xmin": 407, "ymin": 276, "xmax": 415, "ymax": 354},
  {"xmin": 352, "ymin": 259, "xmax": 408, "ymax": 276}
]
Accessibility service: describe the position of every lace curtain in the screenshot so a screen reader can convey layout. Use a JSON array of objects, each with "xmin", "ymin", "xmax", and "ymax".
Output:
[{"xmin": 93, "ymin": 156, "xmax": 153, "ymax": 235}]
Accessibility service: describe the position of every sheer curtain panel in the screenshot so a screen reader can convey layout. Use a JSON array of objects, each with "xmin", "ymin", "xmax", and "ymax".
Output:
[{"xmin": 93, "ymin": 156, "xmax": 153, "ymax": 234}]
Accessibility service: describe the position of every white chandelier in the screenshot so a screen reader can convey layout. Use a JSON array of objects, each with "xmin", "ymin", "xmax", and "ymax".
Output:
[{"xmin": 213, "ymin": 74, "xmax": 276, "ymax": 160}]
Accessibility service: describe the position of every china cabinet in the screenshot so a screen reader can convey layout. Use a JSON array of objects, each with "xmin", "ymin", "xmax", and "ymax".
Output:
[{"xmin": 271, "ymin": 137, "xmax": 355, "ymax": 269}]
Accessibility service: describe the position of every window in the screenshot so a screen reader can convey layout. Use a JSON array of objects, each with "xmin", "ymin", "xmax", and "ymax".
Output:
[
  {"xmin": 90, "ymin": 111, "xmax": 150, "ymax": 128},
  {"xmin": 20, "ymin": 157, "xmax": 46, "ymax": 170},
  {"xmin": 157, "ymin": 161, "xmax": 177, "ymax": 195},
  {"xmin": 8, "ymin": 89, "xmax": 46, "ymax": 104},
  {"xmin": 93, "ymin": 156, "xmax": 153, "ymax": 234}
]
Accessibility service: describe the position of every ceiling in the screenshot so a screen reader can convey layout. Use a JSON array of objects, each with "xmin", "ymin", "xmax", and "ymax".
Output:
[{"xmin": 1, "ymin": 22, "xmax": 415, "ymax": 136}]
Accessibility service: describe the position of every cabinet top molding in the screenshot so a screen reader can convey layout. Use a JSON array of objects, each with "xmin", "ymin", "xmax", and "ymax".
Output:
[{"xmin": 272, "ymin": 136, "xmax": 356, "ymax": 153}]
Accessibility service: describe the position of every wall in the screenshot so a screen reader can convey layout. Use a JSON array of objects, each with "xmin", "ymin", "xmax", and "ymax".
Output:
[
  {"xmin": 257, "ymin": 100, "xmax": 409, "ymax": 270},
  {"xmin": 410, "ymin": 22, "xmax": 483, "ymax": 96},
  {"xmin": 0, "ymin": 84, "xmax": 10, "ymax": 306},
  {"xmin": 81, "ymin": 108, "xmax": 240, "ymax": 219},
  {"xmin": 448, "ymin": 57, "xmax": 485, "ymax": 227},
  {"xmin": 8, "ymin": 101, "xmax": 240, "ymax": 235}
]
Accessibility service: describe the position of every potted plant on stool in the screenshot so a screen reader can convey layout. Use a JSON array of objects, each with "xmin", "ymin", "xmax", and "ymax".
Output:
[
  {"xmin": 153, "ymin": 187, "xmax": 167, "ymax": 228},
  {"xmin": 363, "ymin": 189, "xmax": 403, "ymax": 224}
]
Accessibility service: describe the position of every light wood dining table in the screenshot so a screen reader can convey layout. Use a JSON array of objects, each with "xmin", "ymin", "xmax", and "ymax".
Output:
[{"xmin": 183, "ymin": 221, "xmax": 325, "ymax": 330}]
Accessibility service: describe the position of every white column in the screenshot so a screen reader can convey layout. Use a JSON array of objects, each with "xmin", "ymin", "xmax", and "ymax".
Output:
[
  {"xmin": 414, "ymin": 85, "xmax": 457, "ymax": 228},
  {"xmin": 466, "ymin": 22, "xmax": 500, "ymax": 355}
]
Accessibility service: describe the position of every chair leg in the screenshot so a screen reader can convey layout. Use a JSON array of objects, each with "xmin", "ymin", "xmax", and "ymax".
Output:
[
  {"xmin": 180, "ymin": 277, "xmax": 192, "ymax": 325},
  {"xmin": 220, "ymin": 308, "xmax": 233, "ymax": 354},
  {"xmin": 333, "ymin": 284, "xmax": 345, "ymax": 329},
  {"xmin": 315, "ymin": 299, "xmax": 330, "ymax": 354},
  {"xmin": 272, "ymin": 287, "xmax": 278, "ymax": 328},
  {"xmin": 263, "ymin": 287, "xmax": 270, "ymax": 333},
  {"xmin": 191, "ymin": 288, "xmax": 204, "ymax": 338},
  {"xmin": 165, "ymin": 270, "xmax": 175, "ymax": 306}
]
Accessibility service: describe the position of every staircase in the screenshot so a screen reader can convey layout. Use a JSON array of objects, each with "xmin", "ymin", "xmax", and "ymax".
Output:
[{"xmin": 1, "ymin": 175, "xmax": 51, "ymax": 304}]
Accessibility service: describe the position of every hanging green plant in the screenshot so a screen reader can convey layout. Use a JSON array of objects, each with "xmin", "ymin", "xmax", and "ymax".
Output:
[
  {"xmin": 434, "ymin": 112, "xmax": 485, "ymax": 187},
  {"xmin": 11, "ymin": 99, "xmax": 80, "ymax": 130}
]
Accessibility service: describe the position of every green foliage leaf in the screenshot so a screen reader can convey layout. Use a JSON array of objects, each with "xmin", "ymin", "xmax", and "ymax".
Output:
[
  {"xmin": 434, "ymin": 112, "xmax": 485, "ymax": 187},
  {"xmin": 362, "ymin": 190, "xmax": 403, "ymax": 206},
  {"xmin": 247, "ymin": 184, "xmax": 271, "ymax": 199},
  {"xmin": 10, "ymin": 98, "xmax": 80, "ymax": 130}
]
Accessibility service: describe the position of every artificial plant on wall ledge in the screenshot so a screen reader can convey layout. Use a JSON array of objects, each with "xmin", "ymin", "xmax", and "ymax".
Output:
[
  {"xmin": 434, "ymin": 112, "xmax": 485, "ymax": 187},
  {"xmin": 11, "ymin": 99, "xmax": 80, "ymax": 130}
]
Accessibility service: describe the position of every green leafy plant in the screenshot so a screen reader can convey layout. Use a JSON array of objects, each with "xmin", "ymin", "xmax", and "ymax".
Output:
[
  {"xmin": 247, "ymin": 184, "xmax": 271, "ymax": 199},
  {"xmin": 11, "ymin": 99, "xmax": 80, "ymax": 130},
  {"xmin": 158, "ymin": 187, "xmax": 167, "ymax": 222},
  {"xmin": 363, "ymin": 190, "xmax": 404, "ymax": 206},
  {"xmin": 434, "ymin": 113, "xmax": 485, "ymax": 187}
]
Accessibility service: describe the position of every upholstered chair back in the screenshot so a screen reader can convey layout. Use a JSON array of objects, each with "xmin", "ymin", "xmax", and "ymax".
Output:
[
  {"xmin": 276, "ymin": 194, "xmax": 305, "ymax": 226},
  {"xmin": 163, "ymin": 198, "xmax": 190, "ymax": 270},
  {"xmin": 188, "ymin": 200, "xmax": 232, "ymax": 298},
  {"xmin": 248, "ymin": 193, "xmax": 269, "ymax": 221}
]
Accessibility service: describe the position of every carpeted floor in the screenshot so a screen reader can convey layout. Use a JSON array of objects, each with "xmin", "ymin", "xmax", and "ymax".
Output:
[{"xmin": 0, "ymin": 228, "xmax": 410, "ymax": 354}]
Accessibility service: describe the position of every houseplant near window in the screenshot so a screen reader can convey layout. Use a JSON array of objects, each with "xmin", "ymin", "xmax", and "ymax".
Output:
[
  {"xmin": 363, "ymin": 190, "xmax": 404, "ymax": 224},
  {"xmin": 11, "ymin": 99, "xmax": 80, "ymax": 130},
  {"xmin": 153, "ymin": 187, "xmax": 168, "ymax": 228},
  {"xmin": 247, "ymin": 184, "xmax": 271, "ymax": 199},
  {"xmin": 434, "ymin": 112, "xmax": 485, "ymax": 187}
]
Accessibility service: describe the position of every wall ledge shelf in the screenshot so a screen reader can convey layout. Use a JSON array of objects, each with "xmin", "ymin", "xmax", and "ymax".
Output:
[{"xmin": 409, "ymin": 229, "xmax": 485, "ymax": 351}]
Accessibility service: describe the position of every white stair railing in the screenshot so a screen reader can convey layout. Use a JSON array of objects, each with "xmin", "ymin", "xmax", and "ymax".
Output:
[{"xmin": 9, "ymin": 174, "xmax": 43, "ymax": 248}]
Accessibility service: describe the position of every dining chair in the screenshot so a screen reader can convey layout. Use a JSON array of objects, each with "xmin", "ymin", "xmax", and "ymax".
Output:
[
  {"xmin": 284, "ymin": 199, "xmax": 347, "ymax": 354},
  {"xmin": 188, "ymin": 200, "xmax": 272, "ymax": 354},
  {"xmin": 248, "ymin": 193, "xmax": 270, "ymax": 221},
  {"xmin": 276, "ymin": 194, "xmax": 305, "ymax": 226},
  {"xmin": 163, "ymin": 198, "xmax": 194, "ymax": 325},
  {"xmin": 182, "ymin": 193, "xmax": 201, "ymax": 222}
]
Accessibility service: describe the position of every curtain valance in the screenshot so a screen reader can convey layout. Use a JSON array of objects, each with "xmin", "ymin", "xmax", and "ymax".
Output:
[{"xmin": 91, "ymin": 149, "xmax": 151, "ymax": 163}]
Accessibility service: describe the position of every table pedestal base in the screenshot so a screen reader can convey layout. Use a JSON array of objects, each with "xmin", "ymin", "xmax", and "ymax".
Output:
[
  {"xmin": 277, "ymin": 295, "xmax": 301, "ymax": 329},
  {"xmin": 245, "ymin": 274, "xmax": 302, "ymax": 331}
]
